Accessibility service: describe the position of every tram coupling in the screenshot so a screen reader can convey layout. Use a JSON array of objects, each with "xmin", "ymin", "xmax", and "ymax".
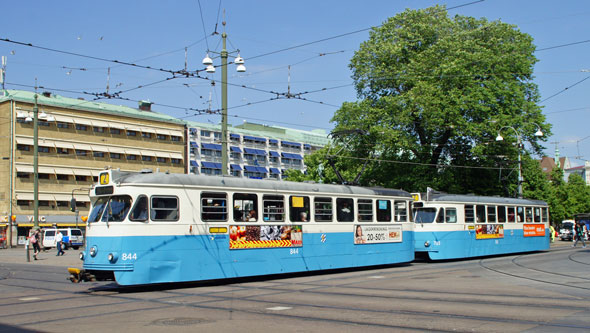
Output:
[{"xmin": 67, "ymin": 267, "xmax": 96, "ymax": 283}]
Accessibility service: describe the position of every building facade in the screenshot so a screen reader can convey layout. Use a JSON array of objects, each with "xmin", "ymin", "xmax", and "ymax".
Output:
[{"xmin": 0, "ymin": 90, "xmax": 186, "ymax": 246}]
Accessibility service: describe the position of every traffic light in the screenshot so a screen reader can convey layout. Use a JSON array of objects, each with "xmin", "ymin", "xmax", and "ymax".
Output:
[{"xmin": 70, "ymin": 198, "xmax": 77, "ymax": 212}]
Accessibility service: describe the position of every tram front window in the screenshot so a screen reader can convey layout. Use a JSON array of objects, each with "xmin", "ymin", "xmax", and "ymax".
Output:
[
  {"xmin": 88, "ymin": 197, "xmax": 109, "ymax": 223},
  {"xmin": 414, "ymin": 208, "xmax": 437, "ymax": 223},
  {"xmin": 101, "ymin": 195, "xmax": 132, "ymax": 222}
]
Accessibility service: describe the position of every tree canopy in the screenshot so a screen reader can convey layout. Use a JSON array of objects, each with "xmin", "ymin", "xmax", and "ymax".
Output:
[{"xmin": 327, "ymin": 5, "xmax": 550, "ymax": 193}]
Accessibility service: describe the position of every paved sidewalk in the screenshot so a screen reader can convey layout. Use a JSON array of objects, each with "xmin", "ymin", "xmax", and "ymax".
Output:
[{"xmin": 0, "ymin": 246, "xmax": 84, "ymax": 267}]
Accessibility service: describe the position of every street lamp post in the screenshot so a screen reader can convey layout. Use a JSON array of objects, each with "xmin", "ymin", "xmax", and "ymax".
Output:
[
  {"xmin": 202, "ymin": 22, "xmax": 246, "ymax": 175},
  {"xmin": 496, "ymin": 124, "xmax": 543, "ymax": 198}
]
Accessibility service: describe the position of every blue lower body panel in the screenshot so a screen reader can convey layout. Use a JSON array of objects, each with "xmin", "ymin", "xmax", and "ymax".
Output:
[
  {"xmin": 83, "ymin": 231, "xmax": 414, "ymax": 285},
  {"xmin": 414, "ymin": 229, "xmax": 549, "ymax": 260}
]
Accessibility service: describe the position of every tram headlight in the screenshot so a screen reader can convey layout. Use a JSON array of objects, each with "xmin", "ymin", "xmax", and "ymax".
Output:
[
  {"xmin": 424, "ymin": 241, "xmax": 430, "ymax": 248},
  {"xmin": 107, "ymin": 253, "xmax": 118, "ymax": 263},
  {"xmin": 79, "ymin": 252, "xmax": 85, "ymax": 260},
  {"xmin": 89, "ymin": 246, "xmax": 97, "ymax": 257}
]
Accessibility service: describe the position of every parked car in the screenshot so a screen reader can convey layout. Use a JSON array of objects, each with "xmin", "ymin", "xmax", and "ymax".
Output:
[
  {"xmin": 42, "ymin": 228, "xmax": 84, "ymax": 250},
  {"xmin": 559, "ymin": 220, "xmax": 575, "ymax": 241}
]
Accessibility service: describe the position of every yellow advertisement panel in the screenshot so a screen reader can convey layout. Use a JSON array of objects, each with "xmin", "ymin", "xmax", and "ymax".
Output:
[
  {"xmin": 229, "ymin": 225, "xmax": 302, "ymax": 249},
  {"xmin": 475, "ymin": 224, "xmax": 504, "ymax": 239},
  {"xmin": 523, "ymin": 224, "xmax": 545, "ymax": 237}
]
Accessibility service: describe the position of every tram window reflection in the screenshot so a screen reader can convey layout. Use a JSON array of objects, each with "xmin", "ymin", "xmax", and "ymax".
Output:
[
  {"xmin": 517, "ymin": 206, "xmax": 524, "ymax": 222},
  {"xmin": 151, "ymin": 196, "xmax": 179, "ymax": 221},
  {"xmin": 263, "ymin": 195, "xmax": 284, "ymax": 222},
  {"xmin": 507, "ymin": 207, "xmax": 516, "ymax": 222},
  {"xmin": 200, "ymin": 192, "xmax": 227, "ymax": 222},
  {"xmin": 534, "ymin": 207, "xmax": 541, "ymax": 223},
  {"xmin": 464, "ymin": 205, "xmax": 475, "ymax": 223},
  {"xmin": 476, "ymin": 205, "xmax": 486, "ymax": 223},
  {"xmin": 525, "ymin": 207, "xmax": 533, "ymax": 222},
  {"xmin": 233, "ymin": 193, "xmax": 258, "ymax": 222},
  {"xmin": 487, "ymin": 206, "xmax": 496, "ymax": 223},
  {"xmin": 446, "ymin": 208, "xmax": 457, "ymax": 223},
  {"xmin": 497, "ymin": 206, "xmax": 506, "ymax": 223},
  {"xmin": 129, "ymin": 195, "xmax": 148, "ymax": 222},
  {"xmin": 376, "ymin": 200, "xmax": 391, "ymax": 222},
  {"xmin": 290, "ymin": 196, "xmax": 310, "ymax": 222},
  {"xmin": 336, "ymin": 198, "xmax": 354, "ymax": 222},
  {"xmin": 542, "ymin": 207, "xmax": 549, "ymax": 223},
  {"xmin": 358, "ymin": 199, "xmax": 373, "ymax": 222},
  {"xmin": 394, "ymin": 201, "xmax": 408, "ymax": 222},
  {"xmin": 314, "ymin": 197, "xmax": 333, "ymax": 222}
]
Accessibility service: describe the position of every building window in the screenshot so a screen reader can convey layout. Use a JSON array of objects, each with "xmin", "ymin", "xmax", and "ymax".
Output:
[
  {"xmin": 157, "ymin": 134, "xmax": 167, "ymax": 140},
  {"xmin": 127, "ymin": 130, "xmax": 137, "ymax": 137},
  {"xmin": 17, "ymin": 144, "xmax": 30, "ymax": 151},
  {"xmin": 17, "ymin": 172, "xmax": 30, "ymax": 179},
  {"xmin": 110, "ymin": 128, "xmax": 121, "ymax": 135},
  {"xmin": 57, "ymin": 148, "xmax": 69, "ymax": 155},
  {"xmin": 38, "ymin": 173, "xmax": 50, "ymax": 180},
  {"xmin": 75, "ymin": 175, "xmax": 88, "ymax": 182},
  {"xmin": 38, "ymin": 121, "xmax": 50, "ymax": 127},
  {"xmin": 127, "ymin": 155, "xmax": 137, "ymax": 161},
  {"xmin": 110, "ymin": 153, "xmax": 121, "ymax": 159},
  {"xmin": 17, "ymin": 200, "xmax": 30, "ymax": 207},
  {"xmin": 75, "ymin": 124, "xmax": 87, "ymax": 131},
  {"xmin": 57, "ymin": 122, "xmax": 69, "ymax": 129},
  {"xmin": 213, "ymin": 132, "xmax": 221, "ymax": 141},
  {"xmin": 171, "ymin": 158, "xmax": 181, "ymax": 164},
  {"xmin": 201, "ymin": 130, "xmax": 211, "ymax": 137},
  {"xmin": 93, "ymin": 151, "xmax": 105, "ymax": 158},
  {"xmin": 38, "ymin": 147, "xmax": 50, "ymax": 153},
  {"xmin": 171, "ymin": 136, "xmax": 181, "ymax": 142},
  {"xmin": 76, "ymin": 149, "xmax": 87, "ymax": 156},
  {"xmin": 57, "ymin": 174, "xmax": 69, "ymax": 181},
  {"xmin": 142, "ymin": 132, "xmax": 152, "ymax": 139},
  {"xmin": 157, "ymin": 157, "xmax": 167, "ymax": 163},
  {"xmin": 94, "ymin": 127, "xmax": 105, "ymax": 133},
  {"xmin": 142, "ymin": 156, "xmax": 152, "ymax": 162}
]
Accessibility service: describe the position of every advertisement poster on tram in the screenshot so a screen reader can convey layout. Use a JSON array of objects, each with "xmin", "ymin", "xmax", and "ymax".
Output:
[
  {"xmin": 229, "ymin": 225, "xmax": 302, "ymax": 249},
  {"xmin": 523, "ymin": 224, "xmax": 545, "ymax": 237},
  {"xmin": 475, "ymin": 224, "xmax": 504, "ymax": 239},
  {"xmin": 354, "ymin": 225, "xmax": 402, "ymax": 244}
]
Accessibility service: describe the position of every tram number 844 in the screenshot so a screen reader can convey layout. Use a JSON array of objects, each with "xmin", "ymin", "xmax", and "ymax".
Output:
[{"xmin": 122, "ymin": 253, "xmax": 137, "ymax": 261}]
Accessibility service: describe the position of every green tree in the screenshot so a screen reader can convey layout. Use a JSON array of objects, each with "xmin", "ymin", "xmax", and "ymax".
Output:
[{"xmin": 329, "ymin": 5, "xmax": 550, "ymax": 194}]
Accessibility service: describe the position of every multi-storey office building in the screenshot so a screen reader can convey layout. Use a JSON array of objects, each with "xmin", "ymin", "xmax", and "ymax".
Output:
[
  {"xmin": 186, "ymin": 121, "xmax": 329, "ymax": 179},
  {"xmin": 0, "ymin": 90, "xmax": 186, "ymax": 246}
]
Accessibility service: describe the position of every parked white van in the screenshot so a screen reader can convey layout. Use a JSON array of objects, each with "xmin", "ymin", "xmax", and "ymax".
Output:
[{"xmin": 42, "ymin": 228, "xmax": 84, "ymax": 250}]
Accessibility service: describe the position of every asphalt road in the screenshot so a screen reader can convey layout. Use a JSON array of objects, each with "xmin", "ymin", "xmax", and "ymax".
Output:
[{"xmin": 0, "ymin": 241, "xmax": 589, "ymax": 333}]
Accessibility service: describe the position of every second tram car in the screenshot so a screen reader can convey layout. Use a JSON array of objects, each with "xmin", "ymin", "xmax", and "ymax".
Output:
[
  {"xmin": 412, "ymin": 192, "xmax": 550, "ymax": 260},
  {"xmin": 69, "ymin": 169, "xmax": 415, "ymax": 285}
]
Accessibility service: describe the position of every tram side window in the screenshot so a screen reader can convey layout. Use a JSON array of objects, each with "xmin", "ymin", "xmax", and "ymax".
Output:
[
  {"xmin": 101, "ymin": 195, "xmax": 132, "ymax": 222},
  {"xmin": 376, "ymin": 200, "xmax": 391, "ymax": 222},
  {"xmin": 476, "ymin": 205, "xmax": 486, "ymax": 223},
  {"xmin": 446, "ymin": 208, "xmax": 457, "ymax": 223},
  {"xmin": 263, "ymin": 195, "xmax": 284, "ymax": 222},
  {"xmin": 394, "ymin": 201, "xmax": 408, "ymax": 222},
  {"xmin": 151, "ymin": 196, "xmax": 179, "ymax": 221},
  {"xmin": 290, "ymin": 196, "xmax": 310, "ymax": 222},
  {"xmin": 542, "ymin": 207, "xmax": 549, "ymax": 223},
  {"xmin": 525, "ymin": 207, "xmax": 533, "ymax": 222},
  {"xmin": 200, "ymin": 192, "xmax": 227, "ymax": 222},
  {"xmin": 497, "ymin": 206, "xmax": 506, "ymax": 223},
  {"xmin": 314, "ymin": 197, "xmax": 333, "ymax": 222},
  {"xmin": 517, "ymin": 206, "xmax": 524, "ymax": 222},
  {"xmin": 436, "ymin": 208, "xmax": 445, "ymax": 223},
  {"xmin": 534, "ymin": 207, "xmax": 541, "ymax": 223},
  {"xmin": 233, "ymin": 193, "xmax": 258, "ymax": 222},
  {"xmin": 336, "ymin": 198, "xmax": 354, "ymax": 222},
  {"xmin": 487, "ymin": 206, "xmax": 496, "ymax": 223},
  {"xmin": 507, "ymin": 207, "xmax": 516, "ymax": 222},
  {"xmin": 129, "ymin": 195, "xmax": 148, "ymax": 222},
  {"xmin": 465, "ymin": 205, "xmax": 475, "ymax": 223},
  {"xmin": 358, "ymin": 199, "xmax": 373, "ymax": 222}
]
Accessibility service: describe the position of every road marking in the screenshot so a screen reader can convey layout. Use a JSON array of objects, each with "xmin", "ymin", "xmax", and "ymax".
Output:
[
  {"xmin": 19, "ymin": 297, "xmax": 41, "ymax": 301},
  {"xmin": 266, "ymin": 306, "xmax": 292, "ymax": 311}
]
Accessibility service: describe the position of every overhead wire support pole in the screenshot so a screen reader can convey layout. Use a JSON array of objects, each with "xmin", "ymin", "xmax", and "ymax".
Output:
[{"xmin": 221, "ymin": 30, "xmax": 228, "ymax": 175}]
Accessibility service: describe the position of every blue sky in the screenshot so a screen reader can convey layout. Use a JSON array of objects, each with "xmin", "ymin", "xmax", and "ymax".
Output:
[{"xmin": 2, "ymin": 0, "xmax": 590, "ymax": 166}]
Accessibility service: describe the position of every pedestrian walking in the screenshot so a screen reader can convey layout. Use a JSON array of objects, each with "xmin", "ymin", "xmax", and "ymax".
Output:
[
  {"xmin": 549, "ymin": 224, "xmax": 555, "ymax": 243},
  {"xmin": 572, "ymin": 221, "xmax": 587, "ymax": 248},
  {"xmin": 29, "ymin": 229, "xmax": 41, "ymax": 260},
  {"xmin": 55, "ymin": 230, "xmax": 65, "ymax": 256}
]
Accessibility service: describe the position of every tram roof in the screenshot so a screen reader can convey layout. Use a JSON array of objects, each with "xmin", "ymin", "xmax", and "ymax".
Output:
[
  {"xmin": 424, "ymin": 193, "xmax": 547, "ymax": 206},
  {"xmin": 109, "ymin": 170, "xmax": 412, "ymax": 198}
]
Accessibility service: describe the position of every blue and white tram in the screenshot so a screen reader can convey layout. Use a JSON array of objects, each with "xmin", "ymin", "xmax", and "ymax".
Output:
[
  {"xmin": 69, "ymin": 169, "xmax": 415, "ymax": 285},
  {"xmin": 412, "ymin": 193, "xmax": 550, "ymax": 260}
]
